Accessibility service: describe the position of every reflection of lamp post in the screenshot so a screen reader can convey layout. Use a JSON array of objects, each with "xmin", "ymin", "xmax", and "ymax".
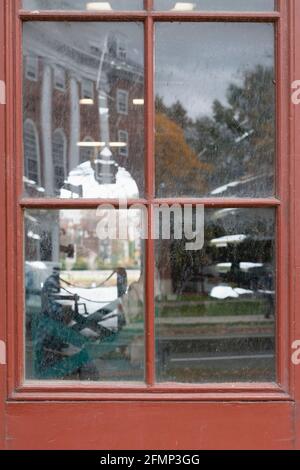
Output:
[
  {"xmin": 95, "ymin": 34, "xmax": 117, "ymax": 184},
  {"xmin": 91, "ymin": 32, "xmax": 129, "ymax": 184},
  {"xmin": 94, "ymin": 146, "xmax": 118, "ymax": 184},
  {"xmin": 96, "ymin": 35, "xmax": 109, "ymax": 141}
]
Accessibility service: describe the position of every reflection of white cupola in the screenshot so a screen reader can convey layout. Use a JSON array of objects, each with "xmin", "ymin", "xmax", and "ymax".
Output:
[
  {"xmin": 60, "ymin": 159, "xmax": 139, "ymax": 200},
  {"xmin": 107, "ymin": 33, "xmax": 128, "ymax": 61}
]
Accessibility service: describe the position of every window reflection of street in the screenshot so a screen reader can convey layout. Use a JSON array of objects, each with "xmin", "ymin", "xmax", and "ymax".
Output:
[
  {"xmin": 25, "ymin": 209, "xmax": 144, "ymax": 381},
  {"xmin": 154, "ymin": 22, "xmax": 276, "ymax": 383},
  {"xmin": 156, "ymin": 208, "xmax": 276, "ymax": 383}
]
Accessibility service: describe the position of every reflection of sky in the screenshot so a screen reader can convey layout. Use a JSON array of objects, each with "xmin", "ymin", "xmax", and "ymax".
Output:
[
  {"xmin": 155, "ymin": 22, "xmax": 274, "ymax": 118},
  {"xmin": 154, "ymin": 0, "xmax": 274, "ymax": 11},
  {"xmin": 23, "ymin": 0, "xmax": 143, "ymax": 10},
  {"xmin": 23, "ymin": 0, "xmax": 274, "ymax": 11},
  {"xmin": 24, "ymin": 21, "xmax": 144, "ymax": 69}
]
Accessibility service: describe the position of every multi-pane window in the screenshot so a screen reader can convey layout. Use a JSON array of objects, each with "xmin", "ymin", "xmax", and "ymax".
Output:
[{"xmin": 21, "ymin": 1, "xmax": 280, "ymax": 387}]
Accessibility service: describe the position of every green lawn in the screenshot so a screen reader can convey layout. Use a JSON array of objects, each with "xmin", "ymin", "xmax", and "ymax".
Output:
[{"xmin": 157, "ymin": 299, "xmax": 269, "ymax": 317}]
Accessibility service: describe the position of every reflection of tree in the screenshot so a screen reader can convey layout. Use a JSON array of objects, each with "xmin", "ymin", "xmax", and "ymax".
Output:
[
  {"xmin": 156, "ymin": 65, "xmax": 275, "ymax": 196},
  {"xmin": 155, "ymin": 112, "xmax": 210, "ymax": 196},
  {"xmin": 157, "ymin": 208, "xmax": 275, "ymax": 299}
]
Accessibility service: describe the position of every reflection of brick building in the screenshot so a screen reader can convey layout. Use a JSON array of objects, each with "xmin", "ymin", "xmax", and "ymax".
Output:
[{"xmin": 23, "ymin": 22, "xmax": 144, "ymax": 199}]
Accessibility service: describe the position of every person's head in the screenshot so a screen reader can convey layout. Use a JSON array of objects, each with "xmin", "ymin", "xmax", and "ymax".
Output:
[
  {"xmin": 116, "ymin": 267, "xmax": 127, "ymax": 276},
  {"xmin": 52, "ymin": 266, "xmax": 61, "ymax": 278}
]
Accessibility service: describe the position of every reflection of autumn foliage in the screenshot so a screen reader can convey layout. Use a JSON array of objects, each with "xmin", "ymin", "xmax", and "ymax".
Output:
[
  {"xmin": 155, "ymin": 112, "xmax": 211, "ymax": 196},
  {"xmin": 156, "ymin": 66, "xmax": 275, "ymax": 197}
]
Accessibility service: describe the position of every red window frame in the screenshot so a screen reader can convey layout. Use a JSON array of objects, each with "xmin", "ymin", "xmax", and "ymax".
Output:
[{"xmin": 2, "ymin": 0, "xmax": 296, "ymax": 403}]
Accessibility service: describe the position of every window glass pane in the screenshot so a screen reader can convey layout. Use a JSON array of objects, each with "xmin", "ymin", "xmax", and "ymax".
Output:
[
  {"xmin": 23, "ymin": 22, "xmax": 144, "ymax": 199},
  {"xmin": 155, "ymin": 208, "xmax": 275, "ymax": 383},
  {"xmin": 155, "ymin": 23, "xmax": 275, "ymax": 197},
  {"xmin": 154, "ymin": 1, "xmax": 275, "ymax": 11},
  {"xmin": 25, "ymin": 209, "xmax": 145, "ymax": 381},
  {"xmin": 23, "ymin": 1, "xmax": 144, "ymax": 10}
]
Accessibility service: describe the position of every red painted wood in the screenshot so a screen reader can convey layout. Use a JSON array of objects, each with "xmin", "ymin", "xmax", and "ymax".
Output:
[
  {"xmin": 275, "ymin": 0, "xmax": 290, "ymax": 391},
  {"xmin": 5, "ymin": 402, "xmax": 294, "ymax": 450},
  {"xmin": 10, "ymin": 391, "xmax": 290, "ymax": 403},
  {"xmin": 10, "ymin": 380, "xmax": 288, "ymax": 400},
  {"xmin": 18, "ymin": 11, "xmax": 280, "ymax": 22},
  {"xmin": 150, "ymin": 11, "xmax": 280, "ymax": 22},
  {"xmin": 20, "ymin": 198, "xmax": 150, "ymax": 209},
  {"xmin": 145, "ymin": 0, "xmax": 153, "ymax": 12},
  {"xmin": 20, "ymin": 197, "xmax": 281, "ymax": 208},
  {"xmin": 291, "ymin": 0, "xmax": 300, "ymax": 448},
  {"xmin": 15, "ymin": 0, "xmax": 26, "ymax": 390},
  {"xmin": 145, "ymin": 3, "xmax": 155, "ymax": 386},
  {"xmin": 19, "ymin": 11, "xmax": 148, "ymax": 21},
  {"xmin": 294, "ymin": 269, "xmax": 300, "ymax": 449},
  {"xmin": 6, "ymin": 0, "xmax": 22, "ymax": 397},
  {"xmin": 0, "ymin": 0, "xmax": 7, "ymax": 451},
  {"xmin": 149, "ymin": 198, "xmax": 280, "ymax": 207},
  {"xmin": 293, "ymin": 9, "xmax": 300, "ymax": 270}
]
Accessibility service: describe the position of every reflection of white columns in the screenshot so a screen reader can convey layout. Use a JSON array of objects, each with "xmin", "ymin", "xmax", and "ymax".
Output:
[
  {"xmin": 69, "ymin": 76, "xmax": 80, "ymax": 171},
  {"xmin": 41, "ymin": 64, "xmax": 53, "ymax": 195},
  {"xmin": 97, "ymin": 36, "xmax": 109, "ymax": 144}
]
